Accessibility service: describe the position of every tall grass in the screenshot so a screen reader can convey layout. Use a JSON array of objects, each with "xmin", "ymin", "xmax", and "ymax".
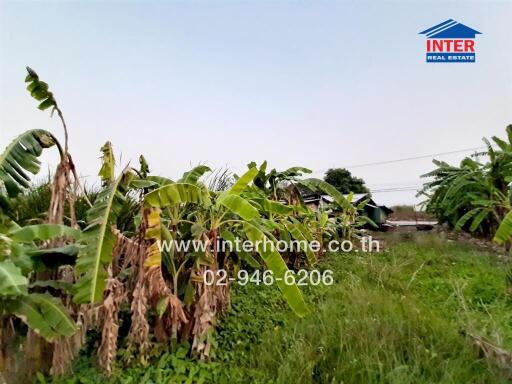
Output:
[
  {"xmin": 250, "ymin": 286, "xmax": 504, "ymax": 383},
  {"xmin": 247, "ymin": 233, "xmax": 510, "ymax": 383},
  {"xmin": 6, "ymin": 178, "xmax": 97, "ymax": 227}
]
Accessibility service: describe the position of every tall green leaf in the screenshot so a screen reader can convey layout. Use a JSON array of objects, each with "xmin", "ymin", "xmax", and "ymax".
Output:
[
  {"xmin": 179, "ymin": 165, "xmax": 211, "ymax": 184},
  {"xmin": 243, "ymin": 221, "xmax": 308, "ymax": 317},
  {"xmin": 455, "ymin": 208, "xmax": 480, "ymax": 231},
  {"xmin": 146, "ymin": 176, "xmax": 174, "ymax": 186},
  {"xmin": 228, "ymin": 167, "xmax": 258, "ymax": 196},
  {"xmin": 98, "ymin": 141, "xmax": 115, "ymax": 184},
  {"xmin": 12, "ymin": 293, "xmax": 77, "ymax": 341},
  {"xmin": 144, "ymin": 183, "xmax": 211, "ymax": 207},
  {"xmin": 74, "ymin": 172, "xmax": 128, "ymax": 304},
  {"xmin": 262, "ymin": 199, "xmax": 294, "ymax": 216},
  {"xmin": 0, "ymin": 129, "xmax": 61, "ymax": 198},
  {"xmin": 25, "ymin": 67, "xmax": 58, "ymax": 112},
  {"xmin": 284, "ymin": 221, "xmax": 316, "ymax": 265},
  {"xmin": 469, "ymin": 208, "xmax": 491, "ymax": 232},
  {"xmin": 217, "ymin": 194, "xmax": 259, "ymax": 221},
  {"xmin": 279, "ymin": 167, "xmax": 312, "ymax": 178},
  {"xmin": 10, "ymin": 224, "xmax": 80, "ymax": 243},
  {"xmin": 0, "ymin": 260, "xmax": 28, "ymax": 297},
  {"xmin": 494, "ymin": 211, "xmax": 512, "ymax": 245}
]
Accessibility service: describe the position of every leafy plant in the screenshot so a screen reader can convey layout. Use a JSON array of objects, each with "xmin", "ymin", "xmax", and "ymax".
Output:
[
  {"xmin": 74, "ymin": 169, "xmax": 133, "ymax": 304},
  {"xmin": 1, "ymin": 67, "xmax": 368, "ymax": 381},
  {"xmin": 0, "ymin": 130, "xmax": 62, "ymax": 200},
  {"xmin": 420, "ymin": 125, "xmax": 512, "ymax": 239}
]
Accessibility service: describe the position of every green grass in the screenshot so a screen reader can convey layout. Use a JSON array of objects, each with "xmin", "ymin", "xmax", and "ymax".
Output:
[
  {"xmin": 247, "ymin": 233, "xmax": 512, "ymax": 383},
  {"xmin": 48, "ymin": 233, "xmax": 512, "ymax": 384}
]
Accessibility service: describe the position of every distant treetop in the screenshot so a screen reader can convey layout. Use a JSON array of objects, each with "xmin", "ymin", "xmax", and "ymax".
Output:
[{"xmin": 323, "ymin": 168, "xmax": 369, "ymax": 194}]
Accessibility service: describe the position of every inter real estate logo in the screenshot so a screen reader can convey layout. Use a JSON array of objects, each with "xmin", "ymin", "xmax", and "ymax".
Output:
[{"xmin": 419, "ymin": 19, "xmax": 481, "ymax": 63}]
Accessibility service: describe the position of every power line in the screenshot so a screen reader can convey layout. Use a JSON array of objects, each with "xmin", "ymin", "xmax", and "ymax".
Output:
[
  {"xmin": 370, "ymin": 189, "xmax": 420, "ymax": 193},
  {"xmin": 368, "ymin": 180, "xmax": 423, "ymax": 188},
  {"xmin": 316, "ymin": 146, "xmax": 486, "ymax": 171},
  {"xmin": 370, "ymin": 187, "xmax": 422, "ymax": 193},
  {"xmin": 308, "ymin": 145, "xmax": 487, "ymax": 197}
]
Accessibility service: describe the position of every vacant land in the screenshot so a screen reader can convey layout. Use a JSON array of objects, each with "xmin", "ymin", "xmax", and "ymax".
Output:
[
  {"xmin": 51, "ymin": 233, "xmax": 512, "ymax": 384},
  {"xmin": 388, "ymin": 205, "xmax": 435, "ymax": 222}
]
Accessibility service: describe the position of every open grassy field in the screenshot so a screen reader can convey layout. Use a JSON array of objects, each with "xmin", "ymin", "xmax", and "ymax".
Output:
[
  {"xmin": 48, "ymin": 232, "xmax": 512, "ymax": 384},
  {"xmin": 388, "ymin": 205, "xmax": 435, "ymax": 222}
]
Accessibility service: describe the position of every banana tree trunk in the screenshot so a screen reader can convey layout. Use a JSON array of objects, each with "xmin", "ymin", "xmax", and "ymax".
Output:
[{"xmin": 24, "ymin": 331, "xmax": 53, "ymax": 381}]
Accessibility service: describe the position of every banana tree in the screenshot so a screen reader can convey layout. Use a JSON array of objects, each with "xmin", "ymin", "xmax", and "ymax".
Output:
[
  {"xmin": 421, "ymin": 126, "xmax": 512, "ymax": 237},
  {"xmin": 142, "ymin": 167, "xmax": 309, "ymax": 318},
  {"xmin": 0, "ymin": 123, "xmax": 78, "ymax": 339},
  {"xmin": 1, "ymin": 65, "xmax": 376, "ymax": 379},
  {"xmin": 0, "ymin": 130, "xmax": 63, "ymax": 219},
  {"xmin": 73, "ymin": 155, "xmax": 135, "ymax": 303},
  {"xmin": 0, "ymin": 223, "xmax": 80, "ymax": 379}
]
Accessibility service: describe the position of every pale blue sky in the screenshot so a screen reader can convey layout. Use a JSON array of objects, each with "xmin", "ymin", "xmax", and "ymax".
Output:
[{"xmin": 1, "ymin": 0, "xmax": 511, "ymax": 205}]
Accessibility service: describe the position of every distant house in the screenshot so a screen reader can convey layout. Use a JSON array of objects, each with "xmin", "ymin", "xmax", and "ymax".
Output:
[
  {"xmin": 303, "ymin": 194, "xmax": 332, "ymax": 211},
  {"xmin": 350, "ymin": 194, "xmax": 393, "ymax": 227},
  {"xmin": 302, "ymin": 192, "xmax": 393, "ymax": 228}
]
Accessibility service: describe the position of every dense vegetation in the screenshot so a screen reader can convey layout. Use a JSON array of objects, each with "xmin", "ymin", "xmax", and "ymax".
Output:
[
  {"xmin": 420, "ymin": 126, "xmax": 512, "ymax": 244},
  {"xmin": 257, "ymin": 233, "xmax": 512, "ymax": 383},
  {"xmin": 1, "ymin": 68, "xmax": 510, "ymax": 384},
  {"xmin": 47, "ymin": 234, "xmax": 512, "ymax": 383},
  {"xmin": 0, "ymin": 69, "xmax": 370, "ymax": 382}
]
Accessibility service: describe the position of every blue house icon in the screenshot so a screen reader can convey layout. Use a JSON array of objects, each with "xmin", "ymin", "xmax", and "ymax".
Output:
[{"xmin": 419, "ymin": 19, "xmax": 482, "ymax": 39}]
